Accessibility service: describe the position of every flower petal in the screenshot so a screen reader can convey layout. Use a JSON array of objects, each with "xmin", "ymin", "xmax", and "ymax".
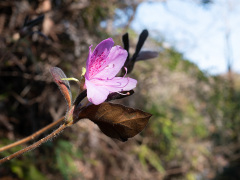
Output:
[
  {"xmin": 91, "ymin": 77, "xmax": 137, "ymax": 92},
  {"xmin": 85, "ymin": 79, "xmax": 110, "ymax": 105},
  {"xmin": 94, "ymin": 46, "xmax": 128, "ymax": 80},
  {"xmin": 86, "ymin": 38, "xmax": 114, "ymax": 79}
]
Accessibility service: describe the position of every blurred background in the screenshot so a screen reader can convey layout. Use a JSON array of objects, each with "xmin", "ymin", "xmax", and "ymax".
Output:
[{"xmin": 1, "ymin": 0, "xmax": 240, "ymax": 179}]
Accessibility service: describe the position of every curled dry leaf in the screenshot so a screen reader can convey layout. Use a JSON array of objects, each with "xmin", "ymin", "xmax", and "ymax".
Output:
[
  {"xmin": 50, "ymin": 67, "xmax": 72, "ymax": 110},
  {"xmin": 78, "ymin": 102, "xmax": 152, "ymax": 142}
]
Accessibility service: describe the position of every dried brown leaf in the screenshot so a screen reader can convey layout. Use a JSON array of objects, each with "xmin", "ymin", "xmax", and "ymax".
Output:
[{"xmin": 78, "ymin": 102, "xmax": 151, "ymax": 142}]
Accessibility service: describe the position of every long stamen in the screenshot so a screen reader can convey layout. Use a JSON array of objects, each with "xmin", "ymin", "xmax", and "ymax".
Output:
[
  {"xmin": 121, "ymin": 77, "xmax": 130, "ymax": 88},
  {"xmin": 116, "ymin": 91, "xmax": 130, "ymax": 95},
  {"xmin": 123, "ymin": 67, "xmax": 128, "ymax": 78}
]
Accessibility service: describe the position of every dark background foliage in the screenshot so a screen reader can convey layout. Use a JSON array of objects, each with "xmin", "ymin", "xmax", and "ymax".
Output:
[{"xmin": 1, "ymin": 0, "xmax": 240, "ymax": 180}]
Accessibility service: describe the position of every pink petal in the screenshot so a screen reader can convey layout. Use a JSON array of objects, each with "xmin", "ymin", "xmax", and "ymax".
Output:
[
  {"xmin": 86, "ymin": 38, "xmax": 114, "ymax": 79},
  {"xmin": 90, "ymin": 77, "xmax": 137, "ymax": 92},
  {"xmin": 94, "ymin": 46, "xmax": 128, "ymax": 80},
  {"xmin": 85, "ymin": 79, "xmax": 110, "ymax": 105}
]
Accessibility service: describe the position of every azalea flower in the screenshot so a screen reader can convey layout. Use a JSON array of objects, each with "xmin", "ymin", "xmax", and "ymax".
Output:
[{"xmin": 85, "ymin": 38, "xmax": 137, "ymax": 105}]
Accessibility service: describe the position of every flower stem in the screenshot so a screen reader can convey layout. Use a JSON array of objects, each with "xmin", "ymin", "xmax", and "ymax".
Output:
[
  {"xmin": 0, "ymin": 123, "xmax": 68, "ymax": 164},
  {"xmin": 0, "ymin": 116, "xmax": 65, "ymax": 153}
]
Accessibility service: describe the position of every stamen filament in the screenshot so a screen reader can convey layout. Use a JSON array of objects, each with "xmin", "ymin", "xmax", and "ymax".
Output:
[
  {"xmin": 123, "ymin": 67, "xmax": 128, "ymax": 78},
  {"xmin": 117, "ymin": 91, "xmax": 130, "ymax": 95}
]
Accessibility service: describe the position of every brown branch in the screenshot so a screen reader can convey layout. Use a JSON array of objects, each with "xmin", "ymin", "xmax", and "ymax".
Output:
[
  {"xmin": 0, "ymin": 116, "xmax": 65, "ymax": 153},
  {"xmin": 0, "ymin": 123, "xmax": 68, "ymax": 164}
]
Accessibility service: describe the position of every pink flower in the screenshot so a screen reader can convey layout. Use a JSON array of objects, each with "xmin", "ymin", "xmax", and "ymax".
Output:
[{"xmin": 85, "ymin": 38, "xmax": 137, "ymax": 105}]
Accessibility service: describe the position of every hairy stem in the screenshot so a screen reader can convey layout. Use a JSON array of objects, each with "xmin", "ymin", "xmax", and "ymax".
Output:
[
  {"xmin": 0, "ymin": 123, "xmax": 68, "ymax": 164},
  {"xmin": 0, "ymin": 116, "xmax": 65, "ymax": 153}
]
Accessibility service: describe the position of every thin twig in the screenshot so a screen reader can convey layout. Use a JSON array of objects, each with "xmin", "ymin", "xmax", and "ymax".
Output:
[
  {"xmin": 0, "ymin": 116, "xmax": 65, "ymax": 153},
  {"xmin": 0, "ymin": 123, "xmax": 68, "ymax": 164}
]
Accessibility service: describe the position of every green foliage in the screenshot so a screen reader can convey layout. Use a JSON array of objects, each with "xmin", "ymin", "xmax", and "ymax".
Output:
[
  {"xmin": 10, "ymin": 162, "xmax": 48, "ymax": 180},
  {"xmin": 81, "ymin": 0, "xmax": 113, "ymax": 34},
  {"xmin": 137, "ymin": 144, "xmax": 165, "ymax": 173},
  {"xmin": 186, "ymin": 172, "xmax": 196, "ymax": 180},
  {"xmin": 0, "ymin": 139, "xmax": 84, "ymax": 180},
  {"xmin": 26, "ymin": 166, "xmax": 47, "ymax": 180},
  {"xmin": 166, "ymin": 48, "xmax": 182, "ymax": 71},
  {"xmin": 0, "ymin": 93, "xmax": 9, "ymax": 101},
  {"xmin": 207, "ymin": 74, "xmax": 240, "ymax": 144},
  {"xmin": 183, "ymin": 103, "xmax": 208, "ymax": 139},
  {"xmin": 55, "ymin": 140, "xmax": 83, "ymax": 180},
  {"xmin": 163, "ymin": 48, "xmax": 205, "ymax": 78},
  {"xmin": 0, "ymin": 140, "xmax": 48, "ymax": 180},
  {"xmin": 149, "ymin": 105, "xmax": 174, "ymax": 153}
]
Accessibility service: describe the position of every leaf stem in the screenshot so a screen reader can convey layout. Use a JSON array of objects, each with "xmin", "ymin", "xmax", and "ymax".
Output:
[
  {"xmin": 0, "ymin": 116, "xmax": 65, "ymax": 153},
  {"xmin": 0, "ymin": 123, "xmax": 68, "ymax": 164}
]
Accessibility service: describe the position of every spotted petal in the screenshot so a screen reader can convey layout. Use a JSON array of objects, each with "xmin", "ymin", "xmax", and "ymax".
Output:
[
  {"xmin": 86, "ymin": 38, "xmax": 114, "ymax": 79},
  {"xmin": 94, "ymin": 46, "xmax": 128, "ymax": 80}
]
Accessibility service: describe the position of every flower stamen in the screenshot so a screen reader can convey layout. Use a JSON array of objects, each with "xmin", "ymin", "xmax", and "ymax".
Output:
[
  {"xmin": 116, "ymin": 91, "xmax": 130, "ymax": 96},
  {"xmin": 123, "ymin": 67, "xmax": 128, "ymax": 78}
]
